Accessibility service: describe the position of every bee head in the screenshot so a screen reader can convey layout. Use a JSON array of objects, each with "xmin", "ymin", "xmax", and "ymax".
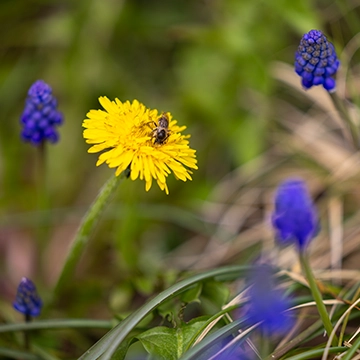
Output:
[{"xmin": 158, "ymin": 113, "xmax": 169, "ymax": 128}]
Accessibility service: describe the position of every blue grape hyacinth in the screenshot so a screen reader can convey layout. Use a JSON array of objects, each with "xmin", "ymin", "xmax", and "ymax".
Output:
[
  {"xmin": 272, "ymin": 178, "xmax": 319, "ymax": 251},
  {"xmin": 295, "ymin": 29, "xmax": 340, "ymax": 92},
  {"xmin": 20, "ymin": 80, "xmax": 63, "ymax": 145},
  {"xmin": 246, "ymin": 264, "xmax": 293, "ymax": 336},
  {"xmin": 13, "ymin": 277, "xmax": 43, "ymax": 317}
]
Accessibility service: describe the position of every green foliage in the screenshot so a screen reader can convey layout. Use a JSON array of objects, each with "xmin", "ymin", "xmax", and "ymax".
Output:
[
  {"xmin": 136, "ymin": 317, "xmax": 209, "ymax": 360},
  {"xmin": 1, "ymin": 0, "xmax": 360, "ymax": 359},
  {"xmin": 201, "ymin": 280, "xmax": 230, "ymax": 309}
]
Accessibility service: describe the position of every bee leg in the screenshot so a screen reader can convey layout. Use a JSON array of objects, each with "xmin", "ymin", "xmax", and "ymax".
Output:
[{"xmin": 124, "ymin": 163, "xmax": 131, "ymax": 178}]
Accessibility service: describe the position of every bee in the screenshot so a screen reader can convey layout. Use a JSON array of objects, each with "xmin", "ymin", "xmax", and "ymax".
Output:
[{"xmin": 152, "ymin": 112, "xmax": 170, "ymax": 145}]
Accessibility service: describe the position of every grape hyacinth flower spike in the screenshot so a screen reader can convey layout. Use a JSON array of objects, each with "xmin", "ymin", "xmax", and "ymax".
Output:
[
  {"xmin": 271, "ymin": 178, "xmax": 319, "ymax": 252},
  {"xmin": 246, "ymin": 264, "xmax": 293, "ymax": 337},
  {"xmin": 295, "ymin": 29, "xmax": 340, "ymax": 92},
  {"xmin": 272, "ymin": 179, "xmax": 338, "ymax": 345},
  {"xmin": 13, "ymin": 277, "xmax": 43, "ymax": 317},
  {"xmin": 20, "ymin": 80, "xmax": 63, "ymax": 145}
]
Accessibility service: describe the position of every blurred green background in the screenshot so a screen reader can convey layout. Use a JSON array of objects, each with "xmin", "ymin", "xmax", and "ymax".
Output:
[{"xmin": 1, "ymin": 0, "xmax": 359, "ymax": 357}]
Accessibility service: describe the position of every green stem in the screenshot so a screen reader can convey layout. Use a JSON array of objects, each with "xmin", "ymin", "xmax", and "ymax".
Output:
[
  {"xmin": 329, "ymin": 92, "xmax": 359, "ymax": 149},
  {"xmin": 36, "ymin": 140, "xmax": 49, "ymax": 247},
  {"xmin": 299, "ymin": 252, "xmax": 338, "ymax": 346},
  {"xmin": 53, "ymin": 174, "xmax": 123, "ymax": 297},
  {"xmin": 37, "ymin": 141, "xmax": 46, "ymax": 193},
  {"xmin": 24, "ymin": 314, "xmax": 31, "ymax": 350}
]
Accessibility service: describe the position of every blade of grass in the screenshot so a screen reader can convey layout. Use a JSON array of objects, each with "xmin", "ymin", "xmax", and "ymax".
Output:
[
  {"xmin": 283, "ymin": 346, "xmax": 346, "ymax": 360},
  {"xmin": 208, "ymin": 323, "xmax": 257, "ymax": 360},
  {"xmin": 342, "ymin": 334, "xmax": 360, "ymax": 360},
  {"xmin": 0, "ymin": 347, "xmax": 41, "ymax": 360},
  {"xmin": 0, "ymin": 319, "xmax": 112, "ymax": 333},
  {"xmin": 265, "ymin": 319, "xmax": 323, "ymax": 360}
]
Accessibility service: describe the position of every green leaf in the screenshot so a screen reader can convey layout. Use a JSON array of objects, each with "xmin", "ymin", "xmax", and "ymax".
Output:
[
  {"xmin": 137, "ymin": 327, "xmax": 178, "ymax": 360},
  {"xmin": 137, "ymin": 317, "xmax": 209, "ymax": 359},
  {"xmin": 178, "ymin": 317, "xmax": 211, "ymax": 355},
  {"xmin": 111, "ymin": 338, "xmax": 135, "ymax": 360},
  {"xmin": 202, "ymin": 281, "xmax": 230, "ymax": 308},
  {"xmin": 179, "ymin": 318, "xmax": 249, "ymax": 360},
  {"xmin": 183, "ymin": 305, "xmax": 240, "ymax": 353},
  {"xmin": 180, "ymin": 283, "xmax": 202, "ymax": 304},
  {"xmin": 133, "ymin": 276, "xmax": 155, "ymax": 296},
  {"xmin": 157, "ymin": 300, "xmax": 177, "ymax": 326}
]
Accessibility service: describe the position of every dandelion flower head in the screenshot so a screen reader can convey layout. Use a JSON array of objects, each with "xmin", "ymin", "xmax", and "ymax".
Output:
[{"xmin": 83, "ymin": 97, "xmax": 198, "ymax": 194}]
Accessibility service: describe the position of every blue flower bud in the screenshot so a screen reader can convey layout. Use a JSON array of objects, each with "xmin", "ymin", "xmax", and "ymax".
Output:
[
  {"xmin": 272, "ymin": 178, "xmax": 319, "ymax": 250},
  {"xmin": 20, "ymin": 80, "xmax": 63, "ymax": 145},
  {"xmin": 246, "ymin": 265, "xmax": 293, "ymax": 336},
  {"xmin": 13, "ymin": 277, "xmax": 43, "ymax": 317},
  {"xmin": 295, "ymin": 30, "xmax": 340, "ymax": 92}
]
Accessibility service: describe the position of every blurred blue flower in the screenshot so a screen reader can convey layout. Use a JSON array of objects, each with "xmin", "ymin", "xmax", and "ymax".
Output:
[
  {"xmin": 209, "ymin": 341, "xmax": 255, "ymax": 360},
  {"xmin": 272, "ymin": 178, "xmax": 319, "ymax": 250},
  {"xmin": 13, "ymin": 277, "xmax": 42, "ymax": 317},
  {"xmin": 20, "ymin": 80, "xmax": 63, "ymax": 145},
  {"xmin": 246, "ymin": 265, "xmax": 293, "ymax": 336},
  {"xmin": 295, "ymin": 29, "xmax": 340, "ymax": 92}
]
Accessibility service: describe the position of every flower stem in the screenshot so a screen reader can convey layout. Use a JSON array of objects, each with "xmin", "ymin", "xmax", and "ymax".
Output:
[
  {"xmin": 24, "ymin": 314, "xmax": 31, "ymax": 350},
  {"xmin": 36, "ymin": 140, "xmax": 49, "ymax": 246},
  {"xmin": 329, "ymin": 92, "xmax": 359, "ymax": 150},
  {"xmin": 299, "ymin": 252, "xmax": 338, "ymax": 346},
  {"xmin": 53, "ymin": 174, "xmax": 123, "ymax": 297},
  {"xmin": 260, "ymin": 337, "xmax": 270, "ymax": 359}
]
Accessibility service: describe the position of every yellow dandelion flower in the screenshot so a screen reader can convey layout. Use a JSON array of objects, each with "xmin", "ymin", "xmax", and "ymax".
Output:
[{"xmin": 82, "ymin": 97, "xmax": 198, "ymax": 194}]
